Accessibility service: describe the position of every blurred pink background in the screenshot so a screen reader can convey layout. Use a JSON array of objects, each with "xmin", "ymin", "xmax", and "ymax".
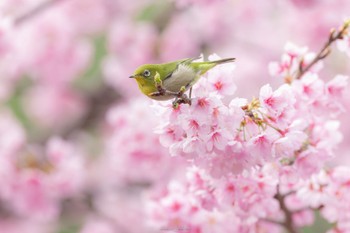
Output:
[{"xmin": 0, "ymin": 0, "xmax": 349, "ymax": 232}]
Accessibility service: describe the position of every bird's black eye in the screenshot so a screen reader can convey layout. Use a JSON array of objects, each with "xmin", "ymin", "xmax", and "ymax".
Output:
[{"xmin": 143, "ymin": 69, "xmax": 151, "ymax": 77}]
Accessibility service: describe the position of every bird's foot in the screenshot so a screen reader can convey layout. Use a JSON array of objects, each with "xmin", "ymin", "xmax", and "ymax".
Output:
[
  {"xmin": 172, "ymin": 86, "xmax": 192, "ymax": 108},
  {"xmin": 172, "ymin": 93, "xmax": 192, "ymax": 109},
  {"xmin": 151, "ymin": 82, "xmax": 192, "ymax": 108}
]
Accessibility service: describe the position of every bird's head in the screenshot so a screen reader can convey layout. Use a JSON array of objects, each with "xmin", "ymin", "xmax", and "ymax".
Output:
[
  {"xmin": 129, "ymin": 64, "xmax": 158, "ymax": 82},
  {"xmin": 129, "ymin": 64, "xmax": 159, "ymax": 95}
]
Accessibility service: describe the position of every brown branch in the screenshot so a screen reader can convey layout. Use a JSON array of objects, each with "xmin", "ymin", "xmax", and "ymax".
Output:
[
  {"xmin": 0, "ymin": 201, "xmax": 14, "ymax": 219},
  {"xmin": 274, "ymin": 188, "xmax": 301, "ymax": 233},
  {"xmin": 259, "ymin": 189, "xmax": 301, "ymax": 233},
  {"xmin": 296, "ymin": 20, "xmax": 350, "ymax": 80},
  {"xmin": 14, "ymin": 0, "xmax": 66, "ymax": 26},
  {"xmin": 62, "ymin": 85, "xmax": 121, "ymax": 138}
]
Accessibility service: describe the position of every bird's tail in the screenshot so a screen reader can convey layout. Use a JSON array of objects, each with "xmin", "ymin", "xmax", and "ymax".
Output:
[
  {"xmin": 195, "ymin": 57, "xmax": 236, "ymax": 76},
  {"xmin": 210, "ymin": 57, "xmax": 236, "ymax": 65}
]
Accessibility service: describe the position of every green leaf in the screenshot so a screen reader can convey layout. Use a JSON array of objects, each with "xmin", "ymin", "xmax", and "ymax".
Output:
[
  {"xmin": 301, "ymin": 211, "xmax": 332, "ymax": 233},
  {"xmin": 56, "ymin": 224, "xmax": 80, "ymax": 233},
  {"xmin": 74, "ymin": 34, "xmax": 107, "ymax": 92},
  {"xmin": 5, "ymin": 77, "xmax": 33, "ymax": 131},
  {"xmin": 136, "ymin": 1, "xmax": 174, "ymax": 31}
]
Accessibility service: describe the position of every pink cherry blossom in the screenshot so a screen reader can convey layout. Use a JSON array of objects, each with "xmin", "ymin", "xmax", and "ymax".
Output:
[
  {"xmin": 103, "ymin": 98, "xmax": 184, "ymax": 184},
  {"xmin": 0, "ymin": 111, "xmax": 25, "ymax": 157},
  {"xmin": 175, "ymin": 0, "xmax": 225, "ymax": 8},
  {"xmin": 0, "ymin": 137, "xmax": 86, "ymax": 221},
  {"xmin": 0, "ymin": 19, "xmax": 23, "ymax": 100},
  {"xmin": 259, "ymin": 83, "xmax": 295, "ymax": 120},
  {"xmin": 159, "ymin": 15, "xmax": 201, "ymax": 61},
  {"xmin": 206, "ymin": 54, "xmax": 237, "ymax": 97},
  {"xmin": 15, "ymin": 12, "xmax": 92, "ymax": 85},
  {"xmin": 23, "ymin": 85, "xmax": 87, "ymax": 131},
  {"xmin": 79, "ymin": 219, "xmax": 115, "ymax": 233},
  {"xmin": 269, "ymin": 42, "xmax": 323, "ymax": 80},
  {"xmin": 103, "ymin": 20, "xmax": 157, "ymax": 98},
  {"xmin": 246, "ymin": 131, "xmax": 278, "ymax": 163},
  {"xmin": 337, "ymin": 33, "xmax": 350, "ymax": 57},
  {"xmin": 0, "ymin": 219, "xmax": 52, "ymax": 233}
]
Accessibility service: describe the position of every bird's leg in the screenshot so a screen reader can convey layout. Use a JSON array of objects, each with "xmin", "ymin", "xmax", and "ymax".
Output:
[
  {"xmin": 178, "ymin": 85, "xmax": 192, "ymax": 106},
  {"xmin": 172, "ymin": 87, "xmax": 184, "ymax": 108},
  {"xmin": 172, "ymin": 96, "xmax": 179, "ymax": 108}
]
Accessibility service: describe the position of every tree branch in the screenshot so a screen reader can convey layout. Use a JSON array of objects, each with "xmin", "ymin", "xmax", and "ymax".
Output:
[
  {"xmin": 296, "ymin": 20, "xmax": 350, "ymax": 79},
  {"xmin": 62, "ymin": 85, "xmax": 121, "ymax": 138},
  {"xmin": 274, "ymin": 188, "xmax": 301, "ymax": 233}
]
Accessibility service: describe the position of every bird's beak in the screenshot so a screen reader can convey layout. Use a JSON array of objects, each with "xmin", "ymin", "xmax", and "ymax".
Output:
[{"xmin": 129, "ymin": 75, "xmax": 135, "ymax": 79}]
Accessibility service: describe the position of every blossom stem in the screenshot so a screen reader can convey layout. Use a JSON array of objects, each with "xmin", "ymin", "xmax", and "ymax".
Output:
[
  {"xmin": 14, "ymin": 0, "xmax": 66, "ymax": 26},
  {"xmin": 296, "ymin": 20, "xmax": 350, "ymax": 79},
  {"xmin": 263, "ymin": 121, "xmax": 284, "ymax": 136}
]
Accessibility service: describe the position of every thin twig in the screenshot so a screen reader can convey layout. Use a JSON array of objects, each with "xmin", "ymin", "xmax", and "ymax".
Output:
[
  {"xmin": 296, "ymin": 20, "xmax": 350, "ymax": 79},
  {"xmin": 261, "ymin": 218, "xmax": 284, "ymax": 226},
  {"xmin": 14, "ymin": 0, "xmax": 66, "ymax": 26}
]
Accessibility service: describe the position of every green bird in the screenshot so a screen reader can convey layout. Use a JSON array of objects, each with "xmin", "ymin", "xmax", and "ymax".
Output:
[{"xmin": 129, "ymin": 57, "xmax": 235, "ymax": 102}]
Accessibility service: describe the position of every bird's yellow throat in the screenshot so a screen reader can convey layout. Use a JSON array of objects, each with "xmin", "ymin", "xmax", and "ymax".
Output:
[{"xmin": 135, "ymin": 76, "xmax": 157, "ymax": 96}]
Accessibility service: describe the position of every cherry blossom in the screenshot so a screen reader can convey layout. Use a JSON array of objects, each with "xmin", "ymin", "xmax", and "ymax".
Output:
[{"xmin": 337, "ymin": 33, "xmax": 350, "ymax": 57}]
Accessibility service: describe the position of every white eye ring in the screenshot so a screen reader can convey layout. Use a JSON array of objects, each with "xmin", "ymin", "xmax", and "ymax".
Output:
[{"xmin": 143, "ymin": 70, "xmax": 151, "ymax": 77}]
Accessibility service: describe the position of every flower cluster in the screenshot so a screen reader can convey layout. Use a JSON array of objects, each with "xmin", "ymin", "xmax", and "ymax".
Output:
[
  {"xmin": 0, "ymin": 115, "xmax": 86, "ymax": 221},
  {"xmin": 155, "ymin": 52, "xmax": 347, "ymax": 177},
  {"xmin": 148, "ymin": 23, "xmax": 349, "ymax": 232},
  {"xmin": 337, "ymin": 19, "xmax": 350, "ymax": 57},
  {"xmin": 102, "ymin": 99, "xmax": 184, "ymax": 185},
  {"xmin": 268, "ymin": 42, "xmax": 323, "ymax": 82}
]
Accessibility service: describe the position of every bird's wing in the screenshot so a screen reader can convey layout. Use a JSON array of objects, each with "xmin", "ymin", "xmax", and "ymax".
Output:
[
  {"xmin": 163, "ymin": 59, "xmax": 199, "ymax": 92},
  {"xmin": 163, "ymin": 57, "xmax": 200, "ymax": 81}
]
